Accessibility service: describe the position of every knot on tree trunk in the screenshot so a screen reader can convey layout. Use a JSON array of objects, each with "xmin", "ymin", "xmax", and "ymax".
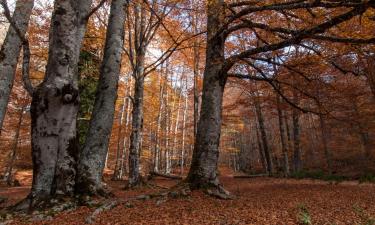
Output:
[{"xmin": 61, "ymin": 84, "xmax": 78, "ymax": 104}]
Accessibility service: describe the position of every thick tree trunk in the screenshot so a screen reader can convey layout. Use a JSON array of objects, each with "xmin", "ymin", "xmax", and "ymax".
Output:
[
  {"xmin": 276, "ymin": 95, "xmax": 289, "ymax": 176},
  {"xmin": 186, "ymin": 0, "xmax": 227, "ymax": 193},
  {"xmin": 76, "ymin": 0, "xmax": 127, "ymax": 195},
  {"xmin": 186, "ymin": 75, "xmax": 225, "ymax": 189},
  {"xmin": 254, "ymin": 96, "xmax": 273, "ymax": 175},
  {"xmin": 192, "ymin": 0, "xmax": 200, "ymax": 138},
  {"xmin": 0, "ymin": 0, "xmax": 34, "ymax": 133},
  {"xmin": 128, "ymin": 75, "xmax": 144, "ymax": 187},
  {"xmin": 18, "ymin": 0, "xmax": 93, "ymax": 210}
]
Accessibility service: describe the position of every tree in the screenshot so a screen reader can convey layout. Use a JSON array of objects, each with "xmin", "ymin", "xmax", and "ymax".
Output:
[
  {"xmin": 76, "ymin": 0, "xmax": 128, "ymax": 196},
  {"xmin": 185, "ymin": 0, "xmax": 375, "ymax": 196},
  {"xmin": 0, "ymin": 0, "xmax": 34, "ymax": 134},
  {"xmin": 15, "ymin": 0, "xmax": 95, "ymax": 210}
]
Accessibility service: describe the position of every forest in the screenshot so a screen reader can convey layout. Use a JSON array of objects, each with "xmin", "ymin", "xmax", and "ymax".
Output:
[{"xmin": 0, "ymin": 0, "xmax": 374, "ymax": 224}]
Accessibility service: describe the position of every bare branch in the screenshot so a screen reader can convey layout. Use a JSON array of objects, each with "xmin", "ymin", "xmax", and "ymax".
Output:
[{"xmin": 83, "ymin": 0, "xmax": 108, "ymax": 22}]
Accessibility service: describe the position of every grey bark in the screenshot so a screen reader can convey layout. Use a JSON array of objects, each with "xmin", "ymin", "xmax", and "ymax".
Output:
[
  {"xmin": 190, "ymin": 0, "xmax": 201, "ymax": 140},
  {"xmin": 76, "ymin": 0, "xmax": 127, "ymax": 195},
  {"xmin": 128, "ymin": 75, "xmax": 144, "ymax": 186},
  {"xmin": 186, "ymin": 0, "xmax": 227, "ymax": 190},
  {"xmin": 0, "ymin": 0, "xmax": 34, "ymax": 134},
  {"xmin": 127, "ymin": 1, "xmax": 150, "ymax": 187},
  {"xmin": 18, "ymin": 0, "xmax": 93, "ymax": 210}
]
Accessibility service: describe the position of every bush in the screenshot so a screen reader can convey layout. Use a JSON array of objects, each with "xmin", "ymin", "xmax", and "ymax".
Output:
[
  {"xmin": 290, "ymin": 170, "xmax": 347, "ymax": 182},
  {"xmin": 359, "ymin": 173, "xmax": 375, "ymax": 184}
]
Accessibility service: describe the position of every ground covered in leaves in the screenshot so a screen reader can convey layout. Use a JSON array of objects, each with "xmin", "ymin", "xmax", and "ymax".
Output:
[{"xmin": 0, "ymin": 170, "xmax": 374, "ymax": 225}]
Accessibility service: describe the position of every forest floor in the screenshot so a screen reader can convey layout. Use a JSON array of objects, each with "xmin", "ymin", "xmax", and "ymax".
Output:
[{"xmin": 0, "ymin": 169, "xmax": 375, "ymax": 225}]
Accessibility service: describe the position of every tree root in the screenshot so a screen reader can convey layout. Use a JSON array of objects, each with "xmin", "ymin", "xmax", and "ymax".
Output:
[
  {"xmin": 1, "ymin": 196, "xmax": 78, "ymax": 224},
  {"xmin": 173, "ymin": 180, "xmax": 235, "ymax": 200},
  {"xmin": 124, "ymin": 176, "xmax": 150, "ymax": 190},
  {"xmin": 204, "ymin": 184, "xmax": 234, "ymax": 200},
  {"xmin": 148, "ymin": 172, "xmax": 183, "ymax": 180},
  {"xmin": 85, "ymin": 200, "xmax": 119, "ymax": 224}
]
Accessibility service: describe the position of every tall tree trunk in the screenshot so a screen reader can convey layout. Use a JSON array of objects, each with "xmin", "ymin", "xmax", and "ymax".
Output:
[
  {"xmin": 180, "ymin": 85, "xmax": 188, "ymax": 175},
  {"xmin": 192, "ymin": 0, "xmax": 200, "ymax": 139},
  {"xmin": 120, "ymin": 91, "xmax": 132, "ymax": 177},
  {"xmin": 254, "ymin": 96, "xmax": 273, "ymax": 175},
  {"xmin": 255, "ymin": 122, "xmax": 267, "ymax": 173},
  {"xmin": 3, "ymin": 105, "xmax": 25, "ymax": 185},
  {"xmin": 23, "ymin": 0, "xmax": 92, "ymax": 209},
  {"xmin": 284, "ymin": 110, "xmax": 292, "ymax": 153},
  {"xmin": 154, "ymin": 72, "xmax": 165, "ymax": 172},
  {"xmin": 113, "ymin": 96, "xmax": 127, "ymax": 180},
  {"xmin": 292, "ymin": 93, "xmax": 302, "ymax": 172},
  {"xmin": 128, "ymin": 75, "xmax": 145, "ymax": 187},
  {"xmin": 0, "ymin": 0, "xmax": 34, "ymax": 133},
  {"xmin": 113, "ymin": 79, "xmax": 131, "ymax": 180},
  {"xmin": 164, "ymin": 75, "xmax": 171, "ymax": 174},
  {"xmin": 186, "ymin": 0, "xmax": 227, "ymax": 195},
  {"xmin": 172, "ymin": 89, "xmax": 181, "ymax": 169},
  {"xmin": 276, "ymin": 95, "xmax": 289, "ymax": 176},
  {"xmin": 319, "ymin": 114, "xmax": 332, "ymax": 174},
  {"xmin": 127, "ymin": 0, "xmax": 148, "ymax": 187},
  {"xmin": 76, "ymin": 0, "xmax": 127, "ymax": 195}
]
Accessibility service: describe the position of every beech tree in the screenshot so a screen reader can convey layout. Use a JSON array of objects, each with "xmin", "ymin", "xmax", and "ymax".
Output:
[
  {"xmin": 14, "ymin": 0, "xmax": 95, "ymax": 209},
  {"xmin": 185, "ymin": 0, "xmax": 375, "ymax": 197},
  {"xmin": 0, "ymin": 0, "xmax": 34, "ymax": 134},
  {"xmin": 76, "ymin": 0, "xmax": 128, "ymax": 196}
]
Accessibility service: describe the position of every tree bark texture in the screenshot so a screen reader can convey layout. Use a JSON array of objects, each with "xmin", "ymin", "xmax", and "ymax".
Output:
[
  {"xmin": 0, "ymin": 0, "xmax": 34, "ymax": 133},
  {"xmin": 76, "ymin": 0, "xmax": 127, "ymax": 195},
  {"xmin": 26, "ymin": 0, "xmax": 92, "ymax": 207},
  {"xmin": 186, "ymin": 0, "xmax": 227, "ymax": 191}
]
